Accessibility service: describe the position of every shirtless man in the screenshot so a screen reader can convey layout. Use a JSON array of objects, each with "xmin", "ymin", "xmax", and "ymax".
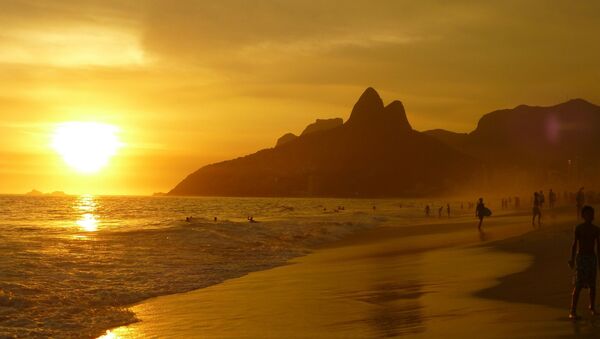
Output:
[{"xmin": 569, "ymin": 205, "xmax": 600, "ymax": 320}]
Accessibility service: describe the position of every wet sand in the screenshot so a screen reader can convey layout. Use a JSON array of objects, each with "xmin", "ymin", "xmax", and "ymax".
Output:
[
  {"xmin": 478, "ymin": 210, "xmax": 600, "ymax": 338},
  {"xmin": 107, "ymin": 209, "xmax": 598, "ymax": 338}
]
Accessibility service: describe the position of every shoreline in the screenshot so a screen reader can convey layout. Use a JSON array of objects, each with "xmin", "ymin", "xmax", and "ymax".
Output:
[
  {"xmin": 104, "ymin": 209, "xmax": 575, "ymax": 338},
  {"xmin": 477, "ymin": 209, "xmax": 600, "ymax": 337}
]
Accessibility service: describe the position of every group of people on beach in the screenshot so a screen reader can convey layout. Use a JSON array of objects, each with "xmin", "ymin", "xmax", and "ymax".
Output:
[
  {"xmin": 465, "ymin": 187, "xmax": 590, "ymax": 232},
  {"xmin": 424, "ymin": 203, "xmax": 464, "ymax": 218},
  {"xmin": 531, "ymin": 187, "xmax": 588, "ymax": 227},
  {"xmin": 531, "ymin": 188, "xmax": 559, "ymax": 227},
  {"xmin": 183, "ymin": 187, "xmax": 600, "ymax": 320}
]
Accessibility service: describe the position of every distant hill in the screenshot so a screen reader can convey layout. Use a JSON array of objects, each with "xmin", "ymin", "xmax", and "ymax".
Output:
[
  {"xmin": 24, "ymin": 190, "xmax": 68, "ymax": 196},
  {"xmin": 425, "ymin": 99, "xmax": 600, "ymax": 169},
  {"xmin": 25, "ymin": 189, "xmax": 43, "ymax": 196},
  {"xmin": 424, "ymin": 98, "xmax": 600, "ymax": 190},
  {"xmin": 169, "ymin": 88, "xmax": 480, "ymax": 197}
]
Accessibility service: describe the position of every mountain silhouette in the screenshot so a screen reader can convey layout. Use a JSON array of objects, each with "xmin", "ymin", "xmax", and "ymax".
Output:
[
  {"xmin": 300, "ymin": 118, "xmax": 343, "ymax": 136},
  {"xmin": 425, "ymin": 98, "xmax": 600, "ymax": 169},
  {"xmin": 275, "ymin": 118, "xmax": 343, "ymax": 147},
  {"xmin": 169, "ymin": 88, "xmax": 479, "ymax": 197},
  {"xmin": 275, "ymin": 133, "xmax": 298, "ymax": 147}
]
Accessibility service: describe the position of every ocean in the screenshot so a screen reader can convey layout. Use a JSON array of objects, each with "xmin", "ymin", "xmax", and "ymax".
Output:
[{"xmin": 0, "ymin": 194, "xmax": 445, "ymax": 338}]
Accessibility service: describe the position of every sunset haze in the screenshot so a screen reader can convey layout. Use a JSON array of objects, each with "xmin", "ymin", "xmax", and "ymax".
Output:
[{"xmin": 2, "ymin": 0, "xmax": 600, "ymax": 194}]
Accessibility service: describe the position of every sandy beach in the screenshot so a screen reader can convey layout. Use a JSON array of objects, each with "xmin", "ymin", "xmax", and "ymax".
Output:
[{"xmin": 107, "ymin": 208, "xmax": 600, "ymax": 338}]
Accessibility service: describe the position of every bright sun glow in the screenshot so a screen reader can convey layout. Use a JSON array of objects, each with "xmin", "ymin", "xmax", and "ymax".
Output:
[{"xmin": 52, "ymin": 122, "xmax": 122, "ymax": 174}]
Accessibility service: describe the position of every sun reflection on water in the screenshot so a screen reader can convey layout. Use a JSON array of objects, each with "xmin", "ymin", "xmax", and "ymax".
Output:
[{"xmin": 75, "ymin": 194, "xmax": 99, "ymax": 232}]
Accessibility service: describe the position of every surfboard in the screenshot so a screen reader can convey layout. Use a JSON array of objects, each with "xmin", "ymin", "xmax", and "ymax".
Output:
[{"xmin": 483, "ymin": 207, "xmax": 492, "ymax": 217}]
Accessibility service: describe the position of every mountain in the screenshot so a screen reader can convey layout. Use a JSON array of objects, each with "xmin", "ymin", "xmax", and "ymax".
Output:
[
  {"xmin": 300, "ymin": 118, "xmax": 343, "ymax": 136},
  {"xmin": 425, "ymin": 99, "xmax": 600, "ymax": 169},
  {"xmin": 24, "ymin": 190, "xmax": 69, "ymax": 197},
  {"xmin": 424, "ymin": 98, "xmax": 600, "ymax": 190},
  {"xmin": 169, "ymin": 88, "xmax": 480, "ymax": 197},
  {"xmin": 25, "ymin": 189, "xmax": 43, "ymax": 196},
  {"xmin": 422, "ymin": 129, "xmax": 468, "ymax": 150},
  {"xmin": 275, "ymin": 133, "xmax": 298, "ymax": 147},
  {"xmin": 275, "ymin": 118, "xmax": 343, "ymax": 147}
]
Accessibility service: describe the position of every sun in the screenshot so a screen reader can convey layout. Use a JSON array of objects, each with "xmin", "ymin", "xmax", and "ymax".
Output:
[{"xmin": 52, "ymin": 122, "xmax": 122, "ymax": 174}]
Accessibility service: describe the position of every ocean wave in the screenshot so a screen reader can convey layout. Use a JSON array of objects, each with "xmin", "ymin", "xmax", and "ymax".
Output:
[{"xmin": 0, "ymin": 196, "xmax": 395, "ymax": 338}]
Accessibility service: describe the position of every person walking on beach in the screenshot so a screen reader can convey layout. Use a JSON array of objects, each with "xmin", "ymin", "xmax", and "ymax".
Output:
[
  {"xmin": 475, "ymin": 198, "xmax": 487, "ymax": 231},
  {"xmin": 425, "ymin": 205, "xmax": 430, "ymax": 217},
  {"xmin": 568, "ymin": 205, "xmax": 600, "ymax": 320},
  {"xmin": 549, "ymin": 189, "xmax": 557, "ymax": 209},
  {"xmin": 447, "ymin": 203, "xmax": 451, "ymax": 217},
  {"xmin": 438, "ymin": 206, "xmax": 443, "ymax": 218},
  {"xmin": 532, "ymin": 192, "xmax": 542, "ymax": 228},
  {"xmin": 577, "ymin": 187, "xmax": 585, "ymax": 219}
]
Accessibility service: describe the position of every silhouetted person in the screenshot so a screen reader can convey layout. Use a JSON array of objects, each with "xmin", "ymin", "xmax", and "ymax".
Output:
[
  {"xmin": 214, "ymin": 217, "xmax": 217, "ymax": 222},
  {"xmin": 532, "ymin": 192, "xmax": 542, "ymax": 228},
  {"xmin": 447, "ymin": 203, "xmax": 450, "ymax": 217},
  {"xmin": 475, "ymin": 198, "xmax": 488, "ymax": 231},
  {"xmin": 539, "ymin": 190, "xmax": 545, "ymax": 209},
  {"xmin": 569, "ymin": 206, "xmax": 600, "ymax": 320},
  {"xmin": 577, "ymin": 187, "xmax": 586, "ymax": 220},
  {"xmin": 438, "ymin": 206, "xmax": 443, "ymax": 218},
  {"xmin": 549, "ymin": 189, "xmax": 557, "ymax": 209},
  {"xmin": 425, "ymin": 205, "xmax": 430, "ymax": 217}
]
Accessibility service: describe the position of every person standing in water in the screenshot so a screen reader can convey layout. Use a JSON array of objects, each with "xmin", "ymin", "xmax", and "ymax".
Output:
[
  {"xmin": 577, "ymin": 187, "xmax": 586, "ymax": 220},
  {"xmin": 568, "ymin": 205, "xmax": 600, "ymax": 320},
  {"xmin": 475, "ymin": 198, "xmax": 486, "ymax": 231},
  {"xmin": 532, "ymin": 192, "xmax": 542, "ymax": 228}
]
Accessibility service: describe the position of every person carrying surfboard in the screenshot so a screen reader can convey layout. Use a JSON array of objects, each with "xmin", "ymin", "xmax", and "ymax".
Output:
[
  {"xmin": 568, "ymin": 205, "xmax": 600, "ymax": 320},
  {"xmin": 475, "ymin": 198, "xmax": 490, "ymax": 231}
]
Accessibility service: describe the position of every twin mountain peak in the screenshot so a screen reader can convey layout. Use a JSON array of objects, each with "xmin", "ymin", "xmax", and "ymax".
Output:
[{"xmin": 277, "ymin": 87, "xmax": 410, "ymax": 147}]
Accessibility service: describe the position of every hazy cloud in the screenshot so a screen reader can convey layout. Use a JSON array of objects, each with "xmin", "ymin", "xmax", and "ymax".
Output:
[{"xmin": 1, "ymin": 0, "xmax": 600, "ymax": 193}]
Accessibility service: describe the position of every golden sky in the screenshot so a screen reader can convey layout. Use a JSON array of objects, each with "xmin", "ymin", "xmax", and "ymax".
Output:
[{"xmin": 1, "ymin": 0, "xmax": 600, "ymax": 195}]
